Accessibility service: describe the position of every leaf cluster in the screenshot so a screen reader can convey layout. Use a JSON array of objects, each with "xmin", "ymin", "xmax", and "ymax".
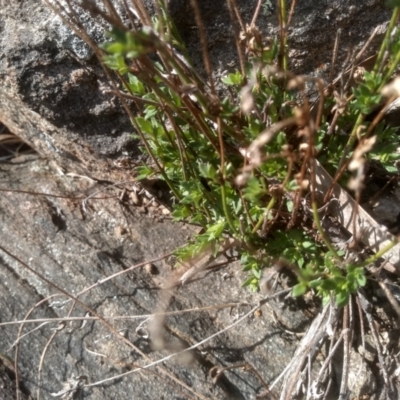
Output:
[{"xmin": 100, "ymin": 2, "xmax": 400, "ymax": 307}]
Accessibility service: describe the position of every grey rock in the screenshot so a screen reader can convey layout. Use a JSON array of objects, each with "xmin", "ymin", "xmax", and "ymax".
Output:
[
  {"xmin": 168, "ymin": 0, "xmax": 390, "ymax": 80},
  {"xmin": 0, "ymin": 155, "xmax": 309, "ymax": 399}
]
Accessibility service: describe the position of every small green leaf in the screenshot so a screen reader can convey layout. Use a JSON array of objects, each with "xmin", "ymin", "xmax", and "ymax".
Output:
[
  {"xmin": 252, "ymin": 267, "xmax": 262, "ymax": 279},
  {"xmin": 384, "ymin": 165, "xmax": 398, "ymax": 173},
  {"xmin": 242, "ymin": 264, "xmax": 252, "ymax": 272},
  {"xmin": 144, "ymin": 106, "xmax": 158, "ymax": 119},
  {"xmin": 135, "ymin": 117, "xmax": 153, "ymax": 135},
  {"xmin": 322, "ymin": 294, "xmax": 331, "ymax": 306},
  {"xmin": 355, "ymin": 270, "xmax": 367, "ymax": 287},
  {"xmin": 319, "ymin": 279, "xmax": 337, "ymax": 291},
  {"xmin": 243, "ymin": 176, "xmax": 267, "ymax": 203},
  {"xmin": 242, "ymin": 277, "xmax": 258, "ymax": 287},
  {"xmin": 172, "ymin": 206, "xmax": 191, "ymax": 221},
  {"xmin": 221, "ymin": 71, "xmax": 243, "ymax": 85},
  {"xmin": 135, "ymin": 165, "xmax": 153, "ymax": 180},
  {"xmin": 292, "ymin": 283, "xmax": 307, "ymax": 297},
  {"xmin": 127, "ymin": 73, "xmax": 145, "ymax": 95},
  {"xmin": 198, "ymin": 163, "xmax": 217, "ymax": 181},
  {"xmin": 103, "ymin": 55, "xmax": 129, "ymax": 74},
  {"xmin": 302, "ymin": 241, "xmax": 315, "ymax": 249},
  {"xmin": 102, "ymin": 42, "xmax": 126, "ymax": 56},
  {"xmin": 205, "ymin": 220, "xmax": 226, "ymax": 238},
  {"xmin": 308, "ymin": 279, "xmax": 322, "ymax": 289},
  {"xmin": 335, "ymin": 291, "xmax": 350, "ymax": 307}
]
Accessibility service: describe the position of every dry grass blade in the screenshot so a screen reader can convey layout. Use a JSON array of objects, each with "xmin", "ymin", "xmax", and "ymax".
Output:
[
  {"xmin": 271, "ymin": 303, "xmax": 340, "ymax": 399},
  {"xmin": 0, "ymin": 129, "xmax": 34, "ymax": 160},
  {"xmin": 0, "ymin": 133, "xmax": 24, "ymax": 144},
  {"xmin": 313, "ymin": 160, "xmax": 400, "ymax": 272},
  {"xmin": 0, "ymin": 300, "xmax": 258, "ymax": 328},
  {"xmin": 357, "ymin": 290, "xmax": 394, "ymax": 397},
  {"xmin": 189, "ymin": 0, "xmax": 215, "ymax": 93}
]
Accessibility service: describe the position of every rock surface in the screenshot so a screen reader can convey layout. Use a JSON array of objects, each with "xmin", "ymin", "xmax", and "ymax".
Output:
[
  {"xmin": 0, "ymin": 0, "xmax": 395, "ymax": 399},
  {"xmin": 0, "ymin": 154, "xmax": 310, "ymax": 399}
]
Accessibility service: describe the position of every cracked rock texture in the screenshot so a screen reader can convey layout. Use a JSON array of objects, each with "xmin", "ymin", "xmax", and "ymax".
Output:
[{"xmin": 0, "ymin": 0, "xmax": 393, "ymax": 399}]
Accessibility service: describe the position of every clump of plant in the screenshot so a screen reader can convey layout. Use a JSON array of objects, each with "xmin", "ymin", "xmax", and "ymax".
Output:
[
  {"xmin": 38, "ymin": 1, "xmax": 400, "ymax": 398},
  {"xmin": 95, "ymin": 0, "xmax": 400, "ymax": 307}
]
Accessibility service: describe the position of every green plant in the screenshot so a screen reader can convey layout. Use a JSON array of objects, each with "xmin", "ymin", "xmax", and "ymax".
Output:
[{"xmin": 99, "ymin": 0, "xmax": 400, "ymax": 307}]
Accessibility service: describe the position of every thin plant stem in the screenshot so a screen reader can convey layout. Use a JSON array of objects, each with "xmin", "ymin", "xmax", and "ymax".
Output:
[
  {"xmin": 1, "ymin": 301, "xmax": 261, "ymax": 328},
  {"xmin": 189, "ymin": 0, "xmax": 215, "ymax": 94},
  {"xmin": 216, "ymin": 117, "xmax": 237, "ymax": 233},
  {"xmin": 250, "ymin": 0, "xmax": 263, "ymax": 27},
  {"xmin": 131, "ymin": 0, "xmax": 152, "ymax": 26},
  {"xmin": 311, "ymin": 201, "xmax": 340, "ymax": 259},
  {"xmin": 277, "ymin": 0, "xmax": 288, "ymax": 74},
  {"xmin": 226, "ymin": 0, "xmax": 246, "ymax": 77},
  {"xmin": 252, "ymin": 197, "xmax": 276, "ymax": 234},
  {"xmin": 359, "ymin": 239, "xmax": 398, "ymax": 268},
  {"xmin": 286, "ymin": 0, "xmax": 297, "ymax": 29},
  {"xmin": 373, "ymin": 7, "xmax": 400, "ymax": 75},
  {"xmin": 220, "ymin": 183, "xmax": 237, "ymax": 234},
  {"xmin": 382, "ymin": 44, "xmax": 400, "ymax": 87},
  {"xmin": 336, "ymin": 112, "xmax": 364, "ymax": 173}
]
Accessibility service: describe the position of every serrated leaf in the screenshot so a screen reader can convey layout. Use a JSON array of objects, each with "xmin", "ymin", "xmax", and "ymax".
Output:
[
  {"xmin": 144, "ymin": 106, "xmax": 159, "ymax": 119},
  {"xmin": 198, "ymin": 163, "xmax": 217, "ymax": 180},
  {"xmin": 135, "ymin": 164, "xmax": 154, "ymax": 179},
  {"xmin": 206, "ymin": 220, "xmax": 226, "ymax": 239},
  {"xmin": 135, "ymin": 117, "xmax": 153, "ymax": 135},
  {"xmin": 127, "ymin": 73, "xmax": 145, "ymax": 95}
]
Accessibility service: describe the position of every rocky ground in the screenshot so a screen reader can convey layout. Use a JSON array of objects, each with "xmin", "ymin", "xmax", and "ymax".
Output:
[{"xmin": 0, "ymin": 1, "xmax": 398, "ymax": 399}]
